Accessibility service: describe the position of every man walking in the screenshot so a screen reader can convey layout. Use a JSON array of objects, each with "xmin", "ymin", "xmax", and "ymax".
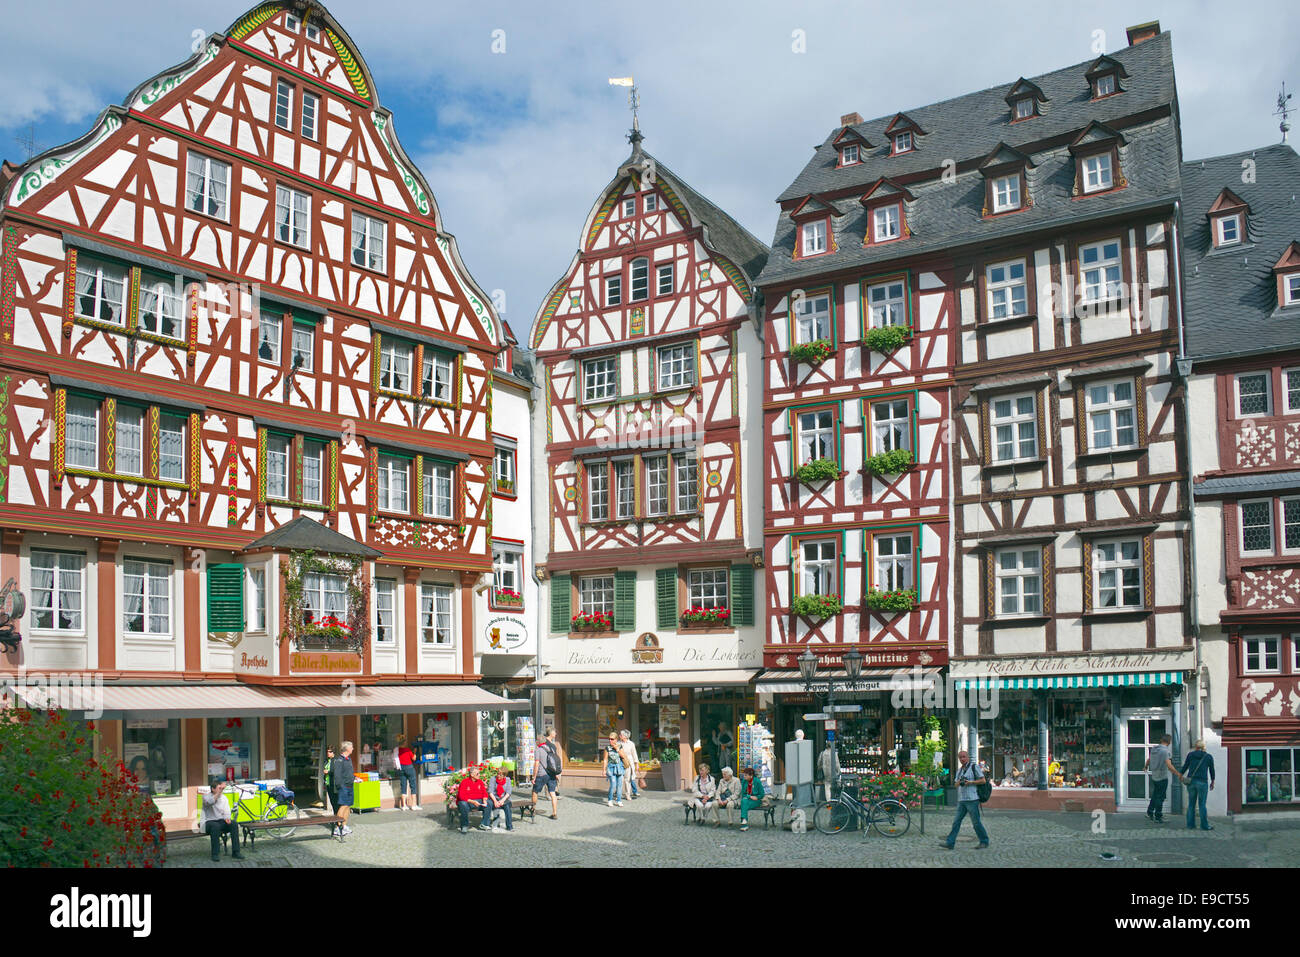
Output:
[
  {"xmin": 942, "ymin": 750, "xmax": 989, "ymax": 850},
  {"xmin": 1180, "ymin": 739, "xmax": 1216, "ymax": 831},
  {"xmin": 331, "ymin": 741, "xmax": 356, "ymax": 838},
  {"xmin": 1144, "ymin": 734, "xmax": 1178, "ymax": 823},
  {"xmin": 619, "ymin": 728, "xmax": 640, "ymax": 801},
  {"xmin": 544, "ymin": 727, "xmax": 563, "ymax": 800},
  {"xmin": 530, "ymin": 734, "xmax": 559, "ymax": 820}
]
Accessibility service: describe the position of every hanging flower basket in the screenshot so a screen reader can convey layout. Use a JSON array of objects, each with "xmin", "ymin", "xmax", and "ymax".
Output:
[
  {"xmin": 789, "ymin": 339, "xmax": 835, "ymax": 365},
  {"xmin": 865, "ymin": 589, "xmax": 918, "ymax": 613},
  {"xmin": 791, "ymin": 593, "xmax": 843, "ymax": 620}
]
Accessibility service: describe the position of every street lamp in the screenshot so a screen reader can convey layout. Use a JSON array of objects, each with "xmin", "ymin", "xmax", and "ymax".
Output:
[{"xmin": 844, "ymin": 647, "xmax": 862, "ymax": 684}]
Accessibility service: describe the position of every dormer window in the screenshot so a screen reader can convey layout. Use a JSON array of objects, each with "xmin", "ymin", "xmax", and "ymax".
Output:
[
  {"xmin": 872, "ymin": 204, "xmax": 901, "ymax": 242},
  {"xmin": 892, "ymin": 131, "xmax": 913, "ymax": 155},
  {"xmin": 1092, "ymin": 73, "xmax": 1117, "ymax": 98},
  {"xmin": 840, "ymin": 144, "xmax": 860, "ymax": 166},
  {"xmin": 1081, "ymin": 153, "xmax": 1114, "ymax": 193},
  {"xmin": 1216, "ymin": 214, "xmax": 1242, "ymax": 247},
  {"xmin": 1207, "ymin": 189, "xmax": 1250, "ymax": 250},
  {"xmin": 801, "ymin": 220, "xmax": 828, "ymax": 257},
  {"xmin": 991, "ymin": 174, "xmax": 1021, "ymax": 213},
  {"xmin": 979, "ymin": 144, "xmax": 1032, "ymax": 218},
  {"xmin": 1286, "ymin": 275, "xmax": 1300, "ymax": 306},
  {"xmin": 1014, "ymin": 98, "xmax": 1035, "ymax": 120},
  {"xmin": 1277, "ymin": 245, "xmax": 1300, "ymax": 307}
]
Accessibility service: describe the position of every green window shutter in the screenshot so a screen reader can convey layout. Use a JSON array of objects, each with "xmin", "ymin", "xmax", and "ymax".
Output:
[
  {"xmin": 550, "ymin": 574, "xmax": 571, "ymax": 632},
  {"xmin": 656, "ymin": 567, "xmax": 678, "ymax": 630},
  {"xmin": 731, "ymin": 564, "xmax": 755, "ymax": 627},
  {"xmin": 614, "ymin": 571, "xmax": 637, "ymax": 632},
  {"xmin": 207, "ymin": 563, "xmax": 245, "ymax": 632}
]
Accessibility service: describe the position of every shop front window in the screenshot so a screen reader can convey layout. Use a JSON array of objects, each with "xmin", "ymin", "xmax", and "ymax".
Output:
[
  {"xmin": 832, "ymin": 700, "xmax": 885, "ymax": 777},
  {"xmin": 356, "ymin": 712, "xmax": 403, "ymax": 774},
  {"xmin": 420, "ymin": 712, "xmax": 464, "ymax": 774},
  {"xmin": 207, "ymin": 717, "xmax": 260, "ymax": 784},
  {"xmin": 975, "ymin": 695, "xmax": 1114, "ymax": 789},
  {"xmin": 123, "ymin": 719, "xmax": 181, "ymax": 797},
  {"xmin": 562, "ymin": 689, "xmax": 615, "ymax": 765},
  {"xmin": 1244, "ymin": 748, "xmax": 1298, "ymax": 804}
]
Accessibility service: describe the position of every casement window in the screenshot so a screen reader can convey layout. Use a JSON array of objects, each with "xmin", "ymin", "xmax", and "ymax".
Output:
[
  {"xmin": 300, "ymin": 439, "xmax": 325, "ymax": 504},
  {"xmin": 301, "ymin": 91, "xmax": 319, "ymax": 140},
  {"xmin": 873, "ymin": 533, "xmax": 914, "ymax": 591},
  {"xmin": 303, "ymin": 571, "xmax": 348, "ymax": 619},
  {"xmin": 866, "ymin": 280, "xmax": 906, "ymax": 328},
  {"xmin": 794, "ymin": 292, "xmax": 832, "ymax": 344},
  {"xmin": 892, "ymin": 131, "xmax": 913, "ymax": 154},
  {"xmin": 675, "ymin": 453, "xmax": 698, "ymax": 513},
  {"xmin": 630, "ymin": 258, "xmax": 650, "ymax": 302},
  {"xmin": 275, "ymin": 80, "xmax": 294, "ymax": 131},
  {"xmin": 493, "ymin": 547, "xmax": 523, "ymax": 602},
  {"xmin": 304, "ymin": 21, "xmax": 320, "ymax": 42},
  {"xmin": 1079, "ymin": 239, "xmax": 1122, "ymax": 303},
  {"xmin": 258, "ymin": 313, "xmax": 282, "ymax": 363},
  {"xmin": 30, "ymin": 550, "xmax": 85, "ymax": 632},
  {"xmin": 1243, "ymin": 637, "xmax": 1280, "ymax": 673},
  {"xmin": 351, "ymin": 211, "xmax": 386, "ymax": 271},
  {"xmin": 986, "ymin": 259, "xmax": 1028, "ymax": 319},
  {"xmin": 588, "ymin": 465, "xmax": 609, "ymax": 521},
  {"xmin": 579, "ymin": 575, "xmax": 615, "ymax": 616},
  {"xmin": 262, "ymin": 433, "xmax": 334, "ymax": 506},
  {"xmin": 159, "ymin": 414, "xmax": 187, "ymax": 482},
  {"xmin": 801, "ymin": 221, "xmax": 828, "ymax": 257},
  {"xmin": 1244, "ymin": 747, "xmax": 1300, "ymax": 805},
  {"xmin": 1086, "ymin": 379, "xmax": 1138, "ymax": 451},
  {"xmin": 75, "ymin": 258, "xmax": 128, "ymax": 326},
  {"xmin": 614, "ymin": 460, "xmax": 635, "ymax": 520},
  {"xmin": 65, "ymin": 397, "xmax": 98, "ymax": 469},
  {"xmin": 1216, "ymin": 214, "xmax": 1242, "ymax": 247},
  {"xmin": 379, "ymin": 338, "xmax": 413, "ymax": 393},
  {"xmin": 657, "ymin": 263, "xmax": 675, "ymax": 296},
  {"xmin": 1236, "ymin": 372, "xmax": 1271, "ymax": 416},
  {"xmin": 284, "ymin": 11, "xmax": 301, "ymax": 31},
  {"xmin": 1283, "ymin": 497, "xmax": 1300, "ymax": 552},
  {"xmin": 687, "ymin": 567, "xmax": 730, "ymax": 610},
  {"xmin": 138, "ymin": 275, "xmax": 183, "ymax": 339},
  {"xmin": 1081, "ymin": 154, "xmax": 1114, "ymax": 194},
  {"xmin": 291, "ymin": 323, "xmax": 314, "ymax": 371},
  {"xmin": 421, "ymin": 351, "xmax": 455, "ymax": 403},
  {"xmin": 657, "ymin": 343, "xmax": 696, "ymax": 391},
  {"xmin": 582, "ymin": 356, "xmax": 618, "ymax": 402},
  {"xmin": 1092, "ymin": 73, "xmax": 1117, "ymax": 98},
  {"xmin": 800, "ymin": 540, "xmax": 837, "ymax": 596},
  {"xmin": 622, "ymin": 198, "xmax": 636, "ymax": 217},
  {"xmin": 872, "ymin": 203, "xmax": 901, "ymax": 243},
  {"xmin": 646, "ymin": 455, "xmax": 669, "ymax": 516},
  {"xmin": 1013, "ymin": 98, "xmax": 1035, "ymax": 120},
  {"xmin": 266, "ymin": 434, "xmax": 292, "ymax": 500},
  {"xmin": 248, "ymin": 566, "xmax": 267, "ymax": 632},
  {"xmin": 1286, "ymin": 369, "xmax": 1300, "ymax": 412},
  {"xmin": 797, "ymin": 408, "xmax": 835, "ymax": 464},
  {"xmin": 605, "ymin": 274, "xmax": 622, "ymax": 307},
  {"xmin": 840, "ymin": 144, "xmax": 860, "ymax": 166},
  {"xmin": 871, "ymin": 398, "xmax": 910, "ymax": 454},
  {"xmin": 996, "ymin": 548, "xmax": 1042, "ymax": 616},
  {"xmin": 185, "ymin": 152, "xmax": 229, "ymax": 220},
  {"xmin": 374, "ymin": 577, "xmax": 396, "ymax": 643},
  {"xmin": 1240, "ymin": 500, "xmax": 1274, "ymax": 554},
  {"xmin": 115, "ymin": 405, "xmax": 145, "ymax": 476},
  {"xmin": 423, "ymin": 460, "xmax": 455, "ymax": 519},
  {"xmin": 275, "ymin": 185, "xmax": 311, "ymax": 247},
  {"xmin": 990, "ymin": 393, "xmax": 1039, "ymax": 462},
  {"xmin": 123, "ymin": 558, "xmax": 172, "ymax": 636},
  {"xmin": 991, "ymin": 174, "xmax": 1022, "ymax": 213},
  {"xmin": 1285, "ymin": 274, "xmax": 1300, "ymax": 306},
  {"xmin": 494, "ymin": 447, "xmax": 515, "ymax": 493},
  {"xmin": 644, "ymin": 194, "xmax": 658, "ymax": 212},
  {"xmin": 1094, "ymin": 540, "xmax": 1143, "ymax": 609},
  {"xmin": 376, "ymin": 454, "xmax": 410, "ymax": 513}
]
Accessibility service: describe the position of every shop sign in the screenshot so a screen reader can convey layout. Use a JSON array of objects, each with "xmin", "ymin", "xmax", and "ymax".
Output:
[
  {"xmin": 233, "ymin": 629, "xmax": 274, "ymax": 676},
  {"xmin": 948, "ymin": 651, "xmax": 1193, "ymax": 678},
  {"xmin": 632, "ymin": 633, "xmax": 663, "ymax": 663},
  {"xmin": 764, "ymin": 646, "xmax": 947, "ymax": 669},
  {"xmin": 484, "ymin": 616, "xmax": 529, "ymax": 653},
  {"xmin": 290, "ymin": 651, "xmax": 362, "ymax": 675}
]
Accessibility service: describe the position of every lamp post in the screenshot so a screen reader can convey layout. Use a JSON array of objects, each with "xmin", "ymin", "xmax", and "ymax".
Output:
[{"xmin": 799, "ymin": 647, "xmax": 862, "ymax": 793}]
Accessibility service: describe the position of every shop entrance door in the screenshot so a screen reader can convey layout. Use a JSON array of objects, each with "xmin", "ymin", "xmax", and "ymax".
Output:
[
  {"xmin": 1120, "ymin": 709, "xmax": 1168, "ymax": 810},
  {"xmin": 283, "ymin": 716, "xmax": 327, "ymax": 805}
]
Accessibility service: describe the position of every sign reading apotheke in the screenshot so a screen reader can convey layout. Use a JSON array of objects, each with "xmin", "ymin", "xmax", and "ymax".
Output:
[{"xmin": 484, "ymin": 616, "xmax": 529, "ymax": 653}]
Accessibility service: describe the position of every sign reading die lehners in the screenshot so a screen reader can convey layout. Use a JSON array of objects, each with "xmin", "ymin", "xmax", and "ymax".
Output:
[{"xmin": 290, "ymin": 652, "xmax": 363, "ymax": 675}]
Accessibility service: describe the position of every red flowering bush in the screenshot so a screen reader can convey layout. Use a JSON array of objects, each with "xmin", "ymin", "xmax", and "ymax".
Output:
[
  {"xmin": 0, "ymin": 709, "xmax": 163, "ymax": 867},
  {"xmin": 858, "ymin": 770, "xmax": 926, "ymax": 809}
]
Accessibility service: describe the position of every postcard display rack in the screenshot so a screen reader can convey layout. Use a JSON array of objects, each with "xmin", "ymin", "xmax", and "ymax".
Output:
[
  {"xmin": 515, "ymin": 716, "xmax": 536, "ymax": 780},
  {"xmin": 737, "ymin": 723, "xmax": 775, "ymax": 791}
]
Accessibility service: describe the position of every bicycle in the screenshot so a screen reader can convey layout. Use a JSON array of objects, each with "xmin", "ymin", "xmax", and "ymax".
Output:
[
  {"xmin": 231, "ymin": 783, "xmax": 306, "ymax": 838},
  {"xmin": 813, "ymin": 786, "xmax": 911, "ymax": 837}
]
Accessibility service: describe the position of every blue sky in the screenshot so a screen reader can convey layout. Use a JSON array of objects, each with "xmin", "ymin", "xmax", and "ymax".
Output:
[{"xmin": 2, "ymin": 0, "xmax": 1298, "ymax": 340}]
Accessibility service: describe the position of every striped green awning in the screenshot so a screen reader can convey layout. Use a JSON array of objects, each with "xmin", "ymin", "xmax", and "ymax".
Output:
[{"xmin": 953, "ymin": 672, "xmax": 1184, "ymax": 691}]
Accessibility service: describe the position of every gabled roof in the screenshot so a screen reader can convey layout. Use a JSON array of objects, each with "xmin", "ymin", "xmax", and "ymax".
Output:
[
  {"xmin": 1085, "ymin": 54, "xmax": 1130, "ymax": 80},
  {"xmin": 1182, "ymin": 144, "xmax": 1300, "ymax": 362},
  {"xmin": 1068, "ymin": 121, "xmax": 1126, "ymax": 152},
  {"xmin": 832, "ymin": 126, "xmax": 873, "ymax": 150},
  {"xmin": 979, "ymin": 143, "xmax": 1035, "ymax": 174},
  {"xmin": 790, "ymin": 195, "xmax": 842, "ymax": 220},
  {"xmin": 884, "ymin": 112, "xmax": 926, "ymax": 136},
  {"xmin": 858, "ymin": 179, "xmax": 916, "ymax": 204},
  {"xmin": 1207, "ymin": 187, "xmax": 1250, "ymax": 215},
  {"xmin": 243, "ymin": 516, "xmax": 383, "ymax": 558},
  {"xmin": 1005, "ymin": 78, "xmax": 1049, "ymax": 106},
  {"xmin": 1275, "ymin": 241, "xmax": 1300, "ymax": 272}
]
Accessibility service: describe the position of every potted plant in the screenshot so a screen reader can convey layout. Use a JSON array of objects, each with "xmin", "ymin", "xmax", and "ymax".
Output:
[
  {"xmin": 790, "ymin": 593, "xmax": 843, "ymax": 620},
  {"xmin": 864, "ymin": 325, "xmax": 911, "ymax": 354},
  {"xmin": 658, "ymin": 747, "xmax": 682, "ymax": 792},
  {"xmin": 864, "ymin": 448, "xmax": 915, "ymax": 476},
  {"xmin": 681, "ymin": 606, "xmax": 731, "ymax": 627},
  {"xmin": 493, "ymin": 587, "xmax": 523, "ymax": 607},
  {"xmin": 789, "ymin": 338, "xmax": 834, "ymax": 365},
  {"xmin": 795, "ymin": 458, "xmax": 841, "ymax": 484},
  {"xmin": 495, "ymin": 477, "xmax": 515, "ymax": 494},
  {"xmin": 864, "ymin": 588, "xmax": 918, "ymax": 614}
]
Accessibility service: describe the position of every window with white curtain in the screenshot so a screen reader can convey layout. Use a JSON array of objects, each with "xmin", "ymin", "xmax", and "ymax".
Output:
[
  {"xmin": 351, "ymin": 211, "xmax": 385, "ymax": 271},
  {"xmin": 380, "ymin": 338, "xmax": 413, "ymax": 393},
  {"xmin": 123, "ymin": 558, "xmax": 172, "ymax": 636},
  {"xmin": 266, "ymin": 435, "xmax": 291, "ymax": 500},
  {"xmin": 258, "ymin": 312, "xmax": 282, "ymax": 363},
  {"xmin": 275, "ymin": 184, "xmax": 310, "ymax": 247},
  {"xmin": 31, "ymin": 550, "xmax": 84, "ymax": 632},
  {"xmin": 139, "ymin": 277, "xmax": 183, "ymax": 339},
  {"xmin": 65, "ymin": 397, "xmax": 99, "ymax": 470},
  {"xmin": 801, "ymin": 540, "xmax": 837, "ymax": 596},
  {"xmin": 798, "ymin": 409, "xmax": 835, "ymax": 463},
  {"xmin": 493, "ymin": 547, "xmax": 522, "ymax": 596},
  {"xmin": 116, "ymin": 406, "xmax": 144, "ymax": 477},
  {"xmin": 422, "ymin": 352, "xmax": 454, "ymax": 403},
  {"xmin": 374, "ymin": 578, "xmax": 396, "ymax": 643},
  {"xmin": 248, "ymin": 566, "xmax": 267, "ymax": 632},
  {"xmin": 874, "ymin": 533, "xmax": 914, "ymax": 591},
  {"xmin": 302, "ymin": 572, "xmax": 347, "ymax": 618},
  {"xmin": 794, "ymin": 293, "xmax": 831, "ymax": 344},
  {"xmin": 185, "ymin": 152, "xmax": 229, "ymax": 220},
  {"xmin": 291, "ymin": 324, "xmax": 314, "ymax": 371},
  {"xmin": 420, "ymin": 583, "xmax": 453, "ymax": 644},
  {"xmin": 377, "ymin": 454, "xmax": 409, "ymax": 512},
  {"xmin": 301, "ymin": 439, "xmax": 324, "ymax": 504},
  {"xmin": 423, "ymin": 461, "xmax": 454, "ymax": 519},
  {"xmin": 872, "ymin": 399, "xmax": 910, "ymax": 454},
  {"xmin": 75, "ymin": 259, "xmax": 128, "ymax": 325},
  {"xmin": 867, "ymin": 280, "xmax": 907, "ymax": 328},
  {"xmin": 158, "ymin": 414, "xmax": 186, "ymax": 482}
]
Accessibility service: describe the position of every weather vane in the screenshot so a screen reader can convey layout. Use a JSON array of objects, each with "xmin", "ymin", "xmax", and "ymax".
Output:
[
  {"xmin": 1276, "ymin": 82, "xmax": 1293, "ymax": 143},
  {"xmin": 608, "ymin": 76, "xmax": 641, "ymax": 145}
]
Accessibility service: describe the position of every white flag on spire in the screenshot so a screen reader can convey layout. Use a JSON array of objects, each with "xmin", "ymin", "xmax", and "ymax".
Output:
[{"xmin": 608, "ymin": 77, "xmax": 634, "ymax": 87}]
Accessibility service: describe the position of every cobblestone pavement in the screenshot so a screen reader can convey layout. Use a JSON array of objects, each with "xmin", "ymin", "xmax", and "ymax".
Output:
[{"xmin": 166, "ymin": 791, "xmax": 1300, "ymax": 868}]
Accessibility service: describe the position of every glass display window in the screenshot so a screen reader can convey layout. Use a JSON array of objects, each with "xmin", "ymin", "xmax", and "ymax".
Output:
[
  {"xmin": 833, "ymin": 701, "xmax": 885, "ymax": 777},
  {"xmin": 123, "ymin": 719, "xmax": 180, "ymax": 796},
  {"xmin": 206, "ymin": 717, "xmax": 260, "ymax": 784},
  {"xmin": 976, "ymin": 698, "xmax": 1039, "ymax": 788},
  {"xmin": 1245, "ymin": 747, "xmax": 1298, "ymax": 804},
  {"xmin": 1053, "ymin": 695, "xmax": 1114, "ymax": 789},
  {"xmin": 561, "ymin": 689, "xmax": 615, "ymax": 763},
  {"xmin": 420, "ymin": 712, "xmax": 463, "ymax": 774},
  {"xmin": 358, "ymin": 712, "xmax": 404, "ymax": 771}
]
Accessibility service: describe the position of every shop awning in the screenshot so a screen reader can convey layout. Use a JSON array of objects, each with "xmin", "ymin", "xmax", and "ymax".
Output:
[
  {"xmin": 532, "ymin": 670, "xmax": 757, "ymax": 689},
  {"xmin": 755, "ymin": 669, "xmax": 939, "ymax": 694},
  {"xmin": 952, "ymin": 672, "xmax": 1184, "ymax": 691},
  {"xmin": 10, "ymin": 682, "xmax": 528, "ymax": 718}
]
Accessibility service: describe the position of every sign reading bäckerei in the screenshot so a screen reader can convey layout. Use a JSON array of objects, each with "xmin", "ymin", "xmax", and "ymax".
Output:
[{"xmin": 290, "ymin": 652, "xmax": 363, "ymax": 675}]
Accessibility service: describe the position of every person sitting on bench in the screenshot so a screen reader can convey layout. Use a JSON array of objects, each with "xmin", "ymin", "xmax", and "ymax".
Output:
[
  {"xmin": 713, "ymin": 767, "xmax": 741, "ymax": 827},
  {"xmin": 488, "ymin": 767, "xmax": 514, "ymax": 831},
  {"xmin": 201, "ymin": 778, "xmax": 245, "ymax": 862},
  {"xmin": 684, "ymin": 764, "xmax": 716, "ymax": 822}
]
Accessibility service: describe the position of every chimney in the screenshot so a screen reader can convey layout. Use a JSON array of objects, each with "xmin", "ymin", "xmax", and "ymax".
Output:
[
  {"xmin": 840, "ymin": 112, "xmax": 863, "ymax": 127},
  {"xmin": 1125, "ymin": 21, "xmax": 1160, "ymax": 45}
]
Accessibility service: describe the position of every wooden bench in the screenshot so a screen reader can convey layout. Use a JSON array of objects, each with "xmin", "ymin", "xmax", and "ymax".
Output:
[
  {"xmin": 240, "ymin": 814, "xmax": 343, "ymax": 849},
  {"xmin": 447, "ymin": 800, "xmax": 536, "ymax": 827}
]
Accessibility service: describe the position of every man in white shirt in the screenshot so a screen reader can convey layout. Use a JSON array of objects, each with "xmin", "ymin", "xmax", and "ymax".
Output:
[
  {"xmin": 618, "ymin": 729, "xmax": 640, "ymax": 800},
  {"xmin": 201, "ymin": 779, "xmax": 245, "ymax": 862}
]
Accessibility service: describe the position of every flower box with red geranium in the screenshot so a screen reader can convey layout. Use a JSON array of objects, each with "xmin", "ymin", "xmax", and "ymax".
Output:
[
  {"xmin": 680, "ymin": 606, "xmax": 731, "ymax": 627},
  {"xmin": 493, "ymin": 588, "xmax": 523, "ymax": 607},
  {"xmin": 570, "ymin": 611, "xmax": 613, "ymax": 632}
]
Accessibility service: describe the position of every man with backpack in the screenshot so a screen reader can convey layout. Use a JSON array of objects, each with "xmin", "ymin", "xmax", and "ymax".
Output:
[
  {"xmin": 530, "ymin": 733, "xmax": 560, "ymax": 820},
  {"xmin": 941, "ymin": 750, "xmax": 990, "ymax": 850},
  {"xmin": 544, "ymin": 727, "xmax": 563, "ymax": 800}
]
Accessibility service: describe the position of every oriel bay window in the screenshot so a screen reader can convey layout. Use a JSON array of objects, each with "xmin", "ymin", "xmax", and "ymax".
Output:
[
  {"xmin": 420, "ymin": 583, "xmax": 453, "ymax": 645},
  {"xmin": 302, "ymin": 570, "xmax": 347, "ymax": 623},
  {"xmin": 492, "ymin": 546, "xmax": 524, "ymax": 607},
  {"xmin": 123, "ymin": 558, "xmax": 173, "ymax": 637},
  {"xmin": 60, "ymin": 392, "xmax": 195, "ymax": 487},
  {"xmin": 31, "ymin": 550, "xmax": 85, "ymax": 632},
  {"xmin": 493, "ymin": 445, "xmax": 516, "ymax": 495}
]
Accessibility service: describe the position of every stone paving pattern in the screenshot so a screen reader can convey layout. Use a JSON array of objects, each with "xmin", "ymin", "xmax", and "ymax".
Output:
[{"xmin": 166, "ymin": 790, "xmax": 1300, "ymax": 868}]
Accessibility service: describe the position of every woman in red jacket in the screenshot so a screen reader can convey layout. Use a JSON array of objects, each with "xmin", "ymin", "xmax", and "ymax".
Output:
[
  {"xmin": 456, "ymin": 765, "xmax": 491, "ymax": 833},
  {"xmin": 395, "ymin": 733, "xmax": 420, "ymax": 811}
]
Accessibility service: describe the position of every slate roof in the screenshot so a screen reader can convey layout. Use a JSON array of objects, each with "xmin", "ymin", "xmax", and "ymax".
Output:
[
  {"xmin": 758, "ymin": 33, "xmax": 1181, "ymax": 287},
  {"xmin": 243, "ymin": 516, "xmax": 383, "ymax": 558},
  {"xmin": 1181, "ymin": 143, "xmax": 1300, "ymax": 362},
  {"xmin": 1194, "ymin": 470, "xmax": 1300, "ymax": 497}
]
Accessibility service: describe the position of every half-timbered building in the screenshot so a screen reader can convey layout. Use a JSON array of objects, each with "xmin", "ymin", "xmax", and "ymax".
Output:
[
  {"xmin": 0, "ymin": 1, "xmax": 525, "ymax": 818},
  {"xmin": 529, "ymin": 133, "xmax": 768, "ymax": 788},
  {"xmin": 948, "ymin": 24, "xmax": 1195, "ymax": 812},
  {"xmin": 1184, "ymin": 143, "xmax": 1300, "ymax": 816}
]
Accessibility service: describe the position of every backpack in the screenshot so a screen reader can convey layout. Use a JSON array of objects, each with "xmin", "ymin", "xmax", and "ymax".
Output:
[
  {"xmin": 542, "ymin": 742, "xmax": 562, "ymax": 777},
  {"xmin": 962, "ymin": 762, "xmax": 992, "ymax": 803}
]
